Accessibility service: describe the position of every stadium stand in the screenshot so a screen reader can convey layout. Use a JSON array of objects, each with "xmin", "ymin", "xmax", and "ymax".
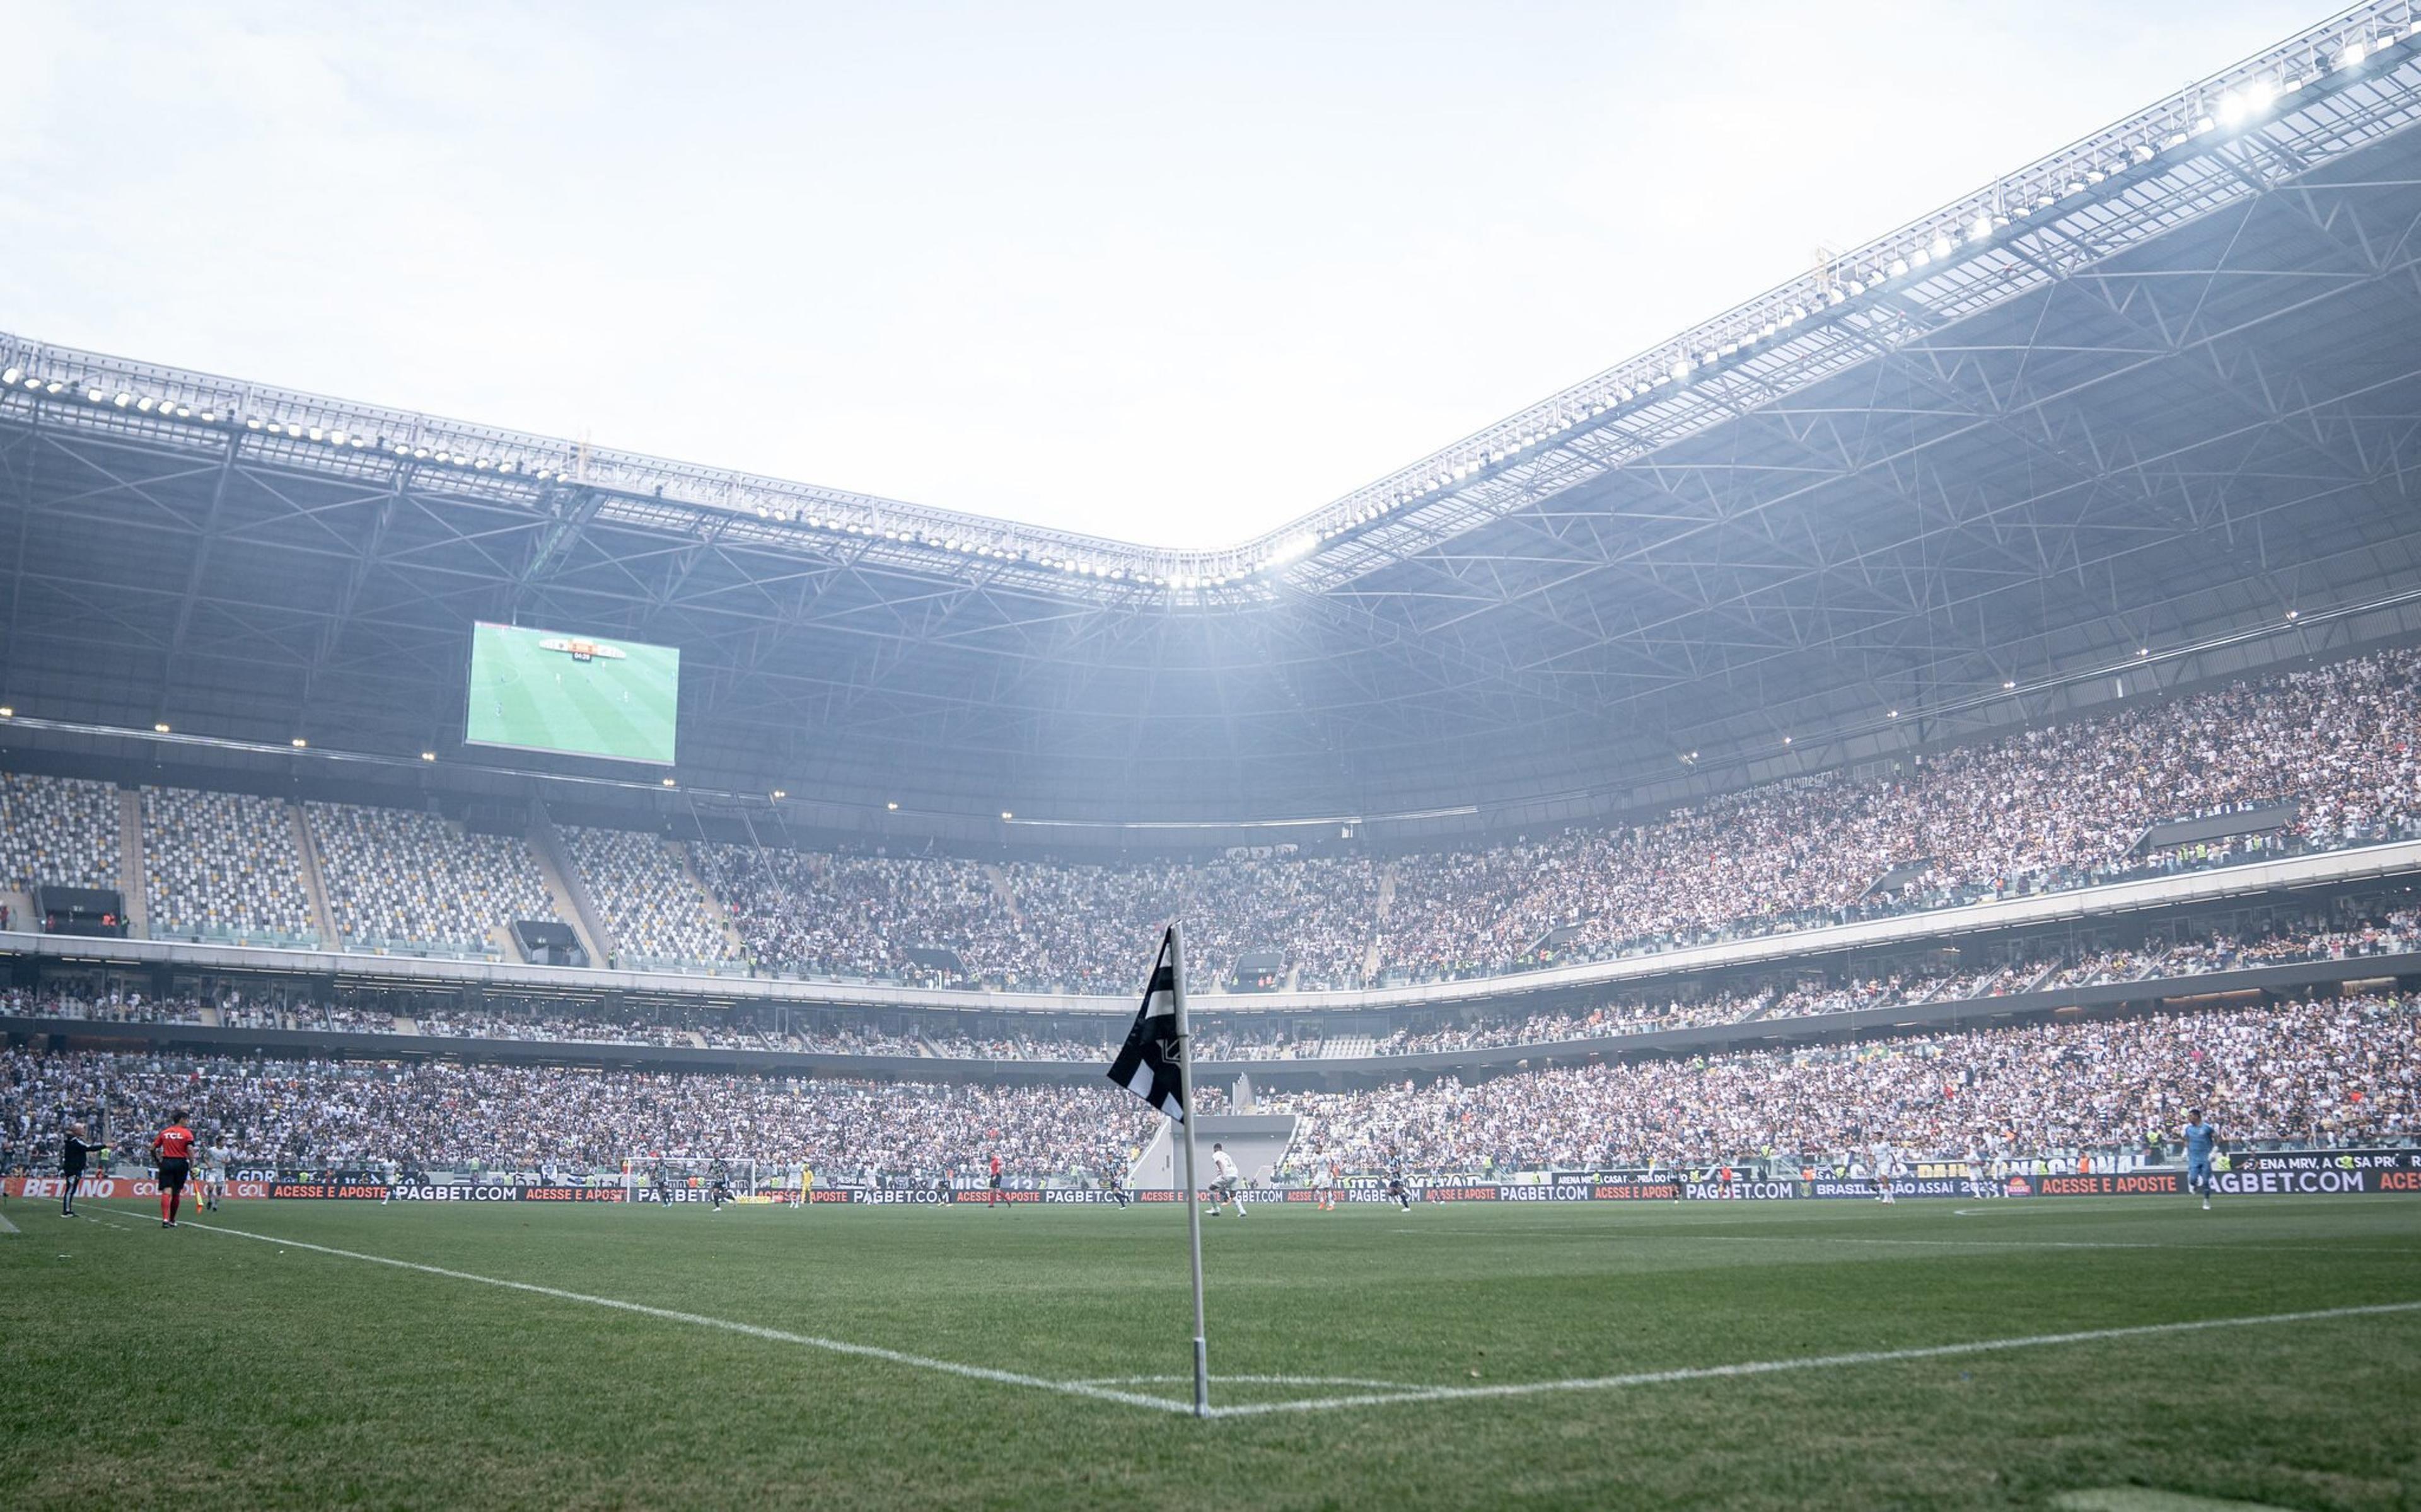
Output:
[
  {"xmin": 308, "ymin": 802, "xmax": 558, "ymax": 959},
  {"xmin": 0, "ymin": 771, "xmax": 121, "ymax": 892},
  {"xmin": 560, "ymin": 825, "xmax": 739, "ymax": 971},
  {"xmin": 9, "ymin": 906, "xmax": 2410, "ymax": 1068},
  {"xmin": 140, "ymin": 786, "xmax": 317, "ymax": 945},
  {"xmin": 4, "ymin": 995, "xmax": 2410, "ymax": 1182},
  {"xmin": 699, "ymin": 845, "xmax": 1018, "ymax": 987},
  {"xmin": 1264, "ymin": 996, "xmax": 2421, "ymax": 1173},
  {"xmin": 172, "ymin": 645, "xmax": 2420, "ymax": 985}
]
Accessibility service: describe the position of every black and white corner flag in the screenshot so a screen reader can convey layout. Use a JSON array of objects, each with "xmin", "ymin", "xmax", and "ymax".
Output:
[{"xmin": 1108, "ymin": 928, "xmax": 1187, "ymax": 1122}]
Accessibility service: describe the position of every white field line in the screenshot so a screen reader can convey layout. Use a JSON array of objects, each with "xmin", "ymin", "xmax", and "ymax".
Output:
[
  {"xmin": 77, "ymin": 1208, "xmax": 2421, "ymax": 1423},
  {"xmin": 1198, "ymin": 1301, "xmax": 2421, "ymax": 1419},
  {"xmin": 88, "ymin": 1213, "xmax": 1193, "ymax": 1416},
  {"xmin": 0, "ymin": 1208, "xmax": 19, "ymax": 1235},
  {"xmin": 1071, "ymin": 1374, "xmax": 1427, "ymax": 1392}
]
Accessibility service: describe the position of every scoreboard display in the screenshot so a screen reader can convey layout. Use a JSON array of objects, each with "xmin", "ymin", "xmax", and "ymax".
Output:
[{"xmin": 465, "ymin": 621, "xmax": 680, "ymax": 765}]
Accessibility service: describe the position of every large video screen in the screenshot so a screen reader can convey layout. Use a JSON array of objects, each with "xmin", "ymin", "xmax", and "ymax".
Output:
[{"xmin": 465, "ymin": 622, "xmax": 680, "ymax": 765}]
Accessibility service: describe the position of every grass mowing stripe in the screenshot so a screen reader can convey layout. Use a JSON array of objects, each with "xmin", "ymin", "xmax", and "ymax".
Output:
[
  {"xmin": 1201, "ymin": 1299, "xmax": 2421, "ymax": 1418},
  {"xmin": 100, "ymin": 1212, "xmax": 1195, "ymax": 1417}
]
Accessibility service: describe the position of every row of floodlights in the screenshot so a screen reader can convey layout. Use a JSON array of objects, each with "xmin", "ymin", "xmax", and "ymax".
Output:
[
  {"xmin": 1328, "ymin": 26, "xmax": 2416, "ymax": 533},
  {"xmin": 0, "ymin": 364, "xmax": 1269, "ymax": 588},
  {"xmin": 1743, "ymin": 613, "xmax": 2313, "ymax": 756},
  {"xmin": 0, "ymin": 367, "xmax": 547, "ymax": 475}
]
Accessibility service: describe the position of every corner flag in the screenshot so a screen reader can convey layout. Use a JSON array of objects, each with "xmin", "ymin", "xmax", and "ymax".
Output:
[
  {"xmin": 1106, "ymin": 923, "xmax": 1212, "ymax": 1417},
  {"xmin": 1107, "ymin": 927, "xmax": 1187, "ymax": 1122}
]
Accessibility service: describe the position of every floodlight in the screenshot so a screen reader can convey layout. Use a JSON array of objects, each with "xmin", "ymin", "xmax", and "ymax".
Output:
[
  {"xmin": 0, "ymin": 367, "xmax": 19, "ymax": 385},
  {"xmin": 154, "ymin": 722, "xmax": 171, "ymax": 733},
  {"xmin": 0, "ymin": 707, "xmax": 12, "ymax": 717},
  {"xmin": 1000, "ymin": 811, "xmax": 1014, "ymax": 821},
  {"xmin": 886, "ymin": 801, "xmax": 899, "ymax": 811},
  {"xmin": 1969, "ymin": 214, "xmax": 1992, "ymax": 241},
  {"xmin": 772, "ymin": 789, "xmax": 787, "ymax": 800},
  {"xmin": 291, "ymin": 737, "xmax": 307, "ymax": 748},
  {"xmin": 421, "ymin": 751, "xmax": 437, "ymax": 761},
  {"xmin": 1930, "ymin": 233, "xmax": 1952, "ymax": 257}
]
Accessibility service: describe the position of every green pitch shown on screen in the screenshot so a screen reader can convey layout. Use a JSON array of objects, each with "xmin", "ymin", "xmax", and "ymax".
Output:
[{"xmin": 465, "ymin": 621, "xmax": 680, "ymax": 765}]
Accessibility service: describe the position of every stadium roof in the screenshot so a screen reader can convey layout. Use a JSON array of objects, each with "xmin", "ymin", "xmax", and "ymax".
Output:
[{"xmin": 9, "ymin": 1, "xmax": 2421, "ymax": 833}]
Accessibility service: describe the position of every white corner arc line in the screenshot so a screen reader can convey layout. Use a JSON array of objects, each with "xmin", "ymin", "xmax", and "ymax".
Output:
[
  {"xmin": 132, "ymin": 1216, "xmax": 1193, "ymax": 1416},
  {"xmin": 0, "ymin": 1209, "xmax": 20, "ymax": 1235},
  {"xmin": 1199, "ymin": 1300, "xmax": 2421, "ymax": 1418},
  {"xmin": 1071, "ymin": 1374, "xmax": 1429, "ymax": 1392}
]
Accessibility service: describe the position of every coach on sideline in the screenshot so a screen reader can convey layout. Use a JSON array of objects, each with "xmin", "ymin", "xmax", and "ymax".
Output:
[{"xmin": 59, "ymin": 1121, "xmax": 105, "ymax": 1218}]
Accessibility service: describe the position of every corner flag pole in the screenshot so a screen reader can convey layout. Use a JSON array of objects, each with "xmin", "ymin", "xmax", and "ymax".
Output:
[{"xmin": 1168, "ymin": 920, "xmax": 1210, "ymax": 1419}]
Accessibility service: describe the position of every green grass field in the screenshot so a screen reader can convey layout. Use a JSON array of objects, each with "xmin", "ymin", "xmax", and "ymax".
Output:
[
  {"xmin": 3, "ymin": 1196, "xmax": 2417, "ymax": 1509},
  {"xmin": 465, "ymin": 621, "xmax": 680, "ymax": 765}
]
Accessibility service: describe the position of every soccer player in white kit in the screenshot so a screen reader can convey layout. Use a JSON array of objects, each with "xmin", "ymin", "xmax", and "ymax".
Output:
[
  {"xmin": 1205, "ymin": 1143, "xmax": 1246, "ymax": 1218},
  {"xmin": 200, "ymin": 1142, "xmax": 230, "ymax": 1213}
]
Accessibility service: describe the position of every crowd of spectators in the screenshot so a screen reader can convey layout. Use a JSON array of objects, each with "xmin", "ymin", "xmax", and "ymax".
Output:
[
  {"xmin": 461, "ymin": 649, "xmax": 2421, "ymax": 983},
  {"xmin": 562, "ymin": 827, "xmax": 737, "ymax": 969},
  {"xmin": 0, "ymin": 1051, "xmax": 1153, "ymax": 1182},
  {"xmin": 698, "ymin": 845, "xmax": 1017, "ymax": 987},
  {"xmin": 142, "ymin": 787, "xmax": 317, "ymax": 943},
  {"xmin": 0, "ymin": 988, "xmax": 205, "ymax": 1024},
  {"xmin": 5, "ymin": 996, "xmax": 2408, "ymax": 1184},
  {"xmin": 9, "ymin": 647, "xmax": 2421, "ymax": 984},
  {"xmin": 8, "ymin": 904, "xmax": 2416, "ymax": 1065},
  {"xmin": 309, "ymin": 803, "xmax": 557, "ymax": 957},
  {"xmin": 1265, "ymin": 995, "xmax": 2420, "ymax": 1172},
  {"xmin": 0, "ymin": 771, "xmax": 120, "ymax": 894}
]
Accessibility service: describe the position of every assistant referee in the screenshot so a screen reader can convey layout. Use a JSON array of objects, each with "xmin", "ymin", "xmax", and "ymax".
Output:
[{"xmin": 152, "ymin": 1112, "xmax": 197, "ymax": 1229}]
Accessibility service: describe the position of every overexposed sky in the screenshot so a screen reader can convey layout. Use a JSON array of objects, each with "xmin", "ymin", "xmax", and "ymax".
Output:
[{"xmin": 1, "ymin": 2, "xmax": 2314, "ymax": 546}]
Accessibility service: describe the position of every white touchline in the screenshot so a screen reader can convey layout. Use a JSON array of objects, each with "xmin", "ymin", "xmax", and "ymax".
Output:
[
  {"xmin": 1199, "ymin": 1300, "xmax": 2421, "ymax": 1419},
  {"xmin": 110, "ymin": 1214, "xmax": 1193, "ymax": 1416}
]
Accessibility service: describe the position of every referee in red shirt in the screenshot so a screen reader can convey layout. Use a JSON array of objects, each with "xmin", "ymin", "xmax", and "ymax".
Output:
[{"xmin": 152, "ymin": 1112, "xmax": 197, "ymax": 1228}]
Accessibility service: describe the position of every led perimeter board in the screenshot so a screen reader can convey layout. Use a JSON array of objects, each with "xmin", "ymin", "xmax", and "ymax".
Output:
[{"xmin": 465, "ymin": 621, "xmax": 680, "ymax": 765}]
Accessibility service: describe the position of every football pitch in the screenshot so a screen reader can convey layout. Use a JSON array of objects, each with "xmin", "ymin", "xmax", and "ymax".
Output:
[
  {"xmin": 465, "ymin": 622, "xmax": 680, "ymax": 765},
  {"xmin": 3, "ymin": 1197, "xmax": 2417, "ymax": 1510}
]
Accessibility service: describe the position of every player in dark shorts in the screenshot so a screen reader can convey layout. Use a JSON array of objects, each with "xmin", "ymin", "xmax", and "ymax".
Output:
[
  {"xmin": 1101, "ymin": 1169, "xmax": 1130, "ymax": 1209},
  {"xmin": 1384, "ymin": 1173, "xmax": 1414, "ymax": 1211},
  {"xmin": 58, "ymin": 1121, "xmax": 105, "ymax": 1218},
  {"xmin": 651, "ymin": 1160, "xmax": 672, "ymax": 1207},
  {"xmin": 153, "ymin": 1112, "xmax": 197, "ymax": 1228},
  {"xmin": 708, "ymin": 1159, "xmax": 733, "ymax": 1212}
]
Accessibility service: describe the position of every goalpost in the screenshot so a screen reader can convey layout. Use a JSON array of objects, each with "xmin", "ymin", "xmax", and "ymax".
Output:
[{"xmin": 618, "ymin": 1156, "xmax": 767, "ymax": 1204}]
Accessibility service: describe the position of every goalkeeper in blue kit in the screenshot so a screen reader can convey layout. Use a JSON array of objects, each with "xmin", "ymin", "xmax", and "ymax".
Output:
[{"xmin": 2181, "ymin": 1110, "xmax": 2221, "ymax": 1211}]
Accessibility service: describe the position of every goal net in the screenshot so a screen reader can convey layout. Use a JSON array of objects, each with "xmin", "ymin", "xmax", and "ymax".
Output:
[{"xmin": 618, "ymin": 1156, "xmax": 771, "ymax": 1204}]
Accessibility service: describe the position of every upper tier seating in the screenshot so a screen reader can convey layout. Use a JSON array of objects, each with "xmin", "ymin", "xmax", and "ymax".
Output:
[
  {"xmin": 309, "ymin": 802, "xmax": 557, "ymax": 959},
  {"xmin": 142, "ymin": 786, "xmax": 316, "ymax": 945},
  {"xmin": 562, "ymin": 825, "xmax": 738, "ymax": 969},
  {"xmin": 0, "ymin": 771, "xmax": 121, "ymax": 892}
]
